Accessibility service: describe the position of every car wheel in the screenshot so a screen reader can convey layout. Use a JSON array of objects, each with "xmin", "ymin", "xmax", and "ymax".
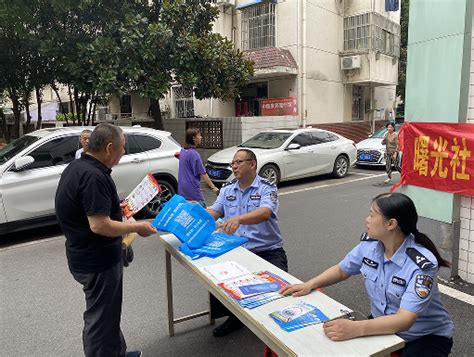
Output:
[
  {"xmin": 140, "ymin": 179, "xmax": 175, "ymax": 218},
  {"xmin": 259, "ymin": 164, "xmax": 280, "ymax": 185},
  {"xmin": 332, "ymin": 155, "xmax": 349, "ymax": 178}
]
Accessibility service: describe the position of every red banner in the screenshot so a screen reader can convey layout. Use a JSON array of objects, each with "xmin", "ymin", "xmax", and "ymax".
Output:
[
  {"xmin": 398, "ymin": 122, "xmax": 474, "ymax": 195},
  {"xmin": 260, "ymin": 97, "xmax": 298, "ymax": 116}
]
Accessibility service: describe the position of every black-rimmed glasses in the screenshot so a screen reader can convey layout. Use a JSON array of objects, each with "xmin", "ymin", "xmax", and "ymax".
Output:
[{"xmin": 230, "ymin": 159, "xmax": 254, "ymax": 167}]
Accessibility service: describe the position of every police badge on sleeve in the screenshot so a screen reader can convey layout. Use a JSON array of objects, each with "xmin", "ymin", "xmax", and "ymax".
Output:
[
  {"xmin": 270, "ymin": 190, "xmax": 278, "ymax": 203},
  {"xmin": 415, "ymin": 274, "xmax": 433, "ymax": 299}
]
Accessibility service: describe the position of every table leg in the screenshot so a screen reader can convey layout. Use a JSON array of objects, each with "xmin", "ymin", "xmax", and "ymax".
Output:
[
  {"xmin": 165, "ymin": 250, "xmax": 175, "ymax": 337},
  {"xmin": 209, "ymin": 296, "xmax": 215, "ymax": 326}
]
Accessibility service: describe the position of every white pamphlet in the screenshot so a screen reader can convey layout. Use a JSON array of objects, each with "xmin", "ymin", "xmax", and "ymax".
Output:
[{"xmin": 201, "ymin": 261, "xmax": 250, "ymax": 283}]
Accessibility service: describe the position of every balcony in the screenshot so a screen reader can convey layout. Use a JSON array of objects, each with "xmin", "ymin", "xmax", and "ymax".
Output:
[{"xmin": 243, "ymin": 47, "xmax": 298, "ymax": 79}]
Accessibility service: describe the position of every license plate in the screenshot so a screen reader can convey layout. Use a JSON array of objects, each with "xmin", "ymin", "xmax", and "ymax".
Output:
[
  {"xmin": 360, "ymin": 154, "xmax": 373, "ymax": 161},
  {"xmin": 208, "ymin": 169, "xmax": 220, "ymax": 177}
]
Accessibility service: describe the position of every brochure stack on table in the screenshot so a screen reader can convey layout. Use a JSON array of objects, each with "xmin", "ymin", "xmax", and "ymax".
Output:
[
  {"xmin": 269, "ymin": 302, "xmax": 330, "ymax": 332},
  {"xmin": 201, "ymin": 261, "xmax": 290, "ymax": 310}
]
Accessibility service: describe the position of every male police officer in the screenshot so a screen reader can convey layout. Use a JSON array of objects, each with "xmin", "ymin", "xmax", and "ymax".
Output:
[
  {"xmin": 56, "ymin": 123, "xmax": 156, "ymax": 357},
  {"xmin": 207, "ymin": 148, "xmax": 288, "ymax": 337}
]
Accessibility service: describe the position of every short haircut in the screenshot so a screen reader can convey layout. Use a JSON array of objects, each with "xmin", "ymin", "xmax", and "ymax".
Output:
[
  {"xmin": 185, "ymin": 128, "xmax": 200, "ymax": 147},
  {"xmin": 81, "ymin": 129, "xmax": 92, "ymax": 136},
  {"xmin": 88, "ymin": 123, "xmax": 123, "ymax": 152},
  {"xmin": 386, "ymin": 122, "xmax": 396, "ymax": 130},
  {"xmin": 236, "ymin": 148, "xmax": 257, "ymax": 165}
]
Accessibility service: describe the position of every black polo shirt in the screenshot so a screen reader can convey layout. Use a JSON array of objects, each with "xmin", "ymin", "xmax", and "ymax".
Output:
[{"xmin": 55, "ymin": 154, "xmax": 122, "ymax": 273}]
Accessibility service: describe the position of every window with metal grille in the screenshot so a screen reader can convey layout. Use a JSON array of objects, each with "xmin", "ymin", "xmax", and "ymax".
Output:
[
  {"xmin": 344, "ymin": 12, "xmax": 400, "ymax": 57},
  {"xmin": 173, "ymin": 86, "xmax": 195, "ymax": 118},
  {"xmin": 241, "ymin": 3, "xmax": 276, "ymax": 51},
  {"xmin": 352, "ymin": 85, "xmax": 364, "ymax": 121},
  {"xmin": 186, "ymin": 120, "xmax": 223, "ymax": 149}
]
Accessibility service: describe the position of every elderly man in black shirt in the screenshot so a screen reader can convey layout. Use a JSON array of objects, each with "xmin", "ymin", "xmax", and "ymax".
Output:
[{"xmin": 55, "ymin": 123, "xmax": 156, "ymax": 357}]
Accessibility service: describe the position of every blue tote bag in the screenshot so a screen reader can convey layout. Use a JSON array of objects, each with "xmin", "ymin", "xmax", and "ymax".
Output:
[{"xmin": 152, "ymin": 194, "xmax": 215, "ymax": 249}]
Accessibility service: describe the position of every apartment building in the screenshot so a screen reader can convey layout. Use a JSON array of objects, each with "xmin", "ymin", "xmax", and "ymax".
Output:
[{"xmin": 154, "ymin": 0, "xmax": 401, "ymax": 127}]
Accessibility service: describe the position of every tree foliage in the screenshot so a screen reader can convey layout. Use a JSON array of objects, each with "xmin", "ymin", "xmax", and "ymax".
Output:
[
  {"xmin": 0, "ymin": 0, "xmax": 254, "ymax": 136},
  {"xmin": 397, "ymin": 0, "xmax": 409, "ymax": 107}
]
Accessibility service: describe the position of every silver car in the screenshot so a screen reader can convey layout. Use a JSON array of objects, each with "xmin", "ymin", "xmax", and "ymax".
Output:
[
  {"xmin": 206, "ymin": 128, "xmax": 357, "ymax": 185},
  {"xmin": 0, "ymin": 126, "xmax": 181, "ymax": 234}
]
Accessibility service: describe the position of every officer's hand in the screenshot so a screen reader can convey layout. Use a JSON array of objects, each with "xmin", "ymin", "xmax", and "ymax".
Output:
[
  {"xmin": 221, "ymin": 217, "xmax": 240, "ymax": 235},
  {"xmin": 279, "ymin": 282, "xmax": 312, "ymax": 297},
  {"xmin": 323, "ymin": 319, "xmax": 361, "ymax": 341},
  {"xmin": 135, "ymin": 222, "xmax": 157, "ymax": 237}
]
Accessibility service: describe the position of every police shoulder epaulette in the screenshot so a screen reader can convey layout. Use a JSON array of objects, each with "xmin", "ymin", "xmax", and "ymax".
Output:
[
  {"xmin": 221, "ymin": 179, "xmax": 237, "ymax": 188},
  {"xmin": 406, "ymin": 248, "xmax": 434, "ymax": 270},
  {"xmin": 261, "ymin": 178, "xmax": 276, "ymax": 186},
  {"xmin": 360, "ymin": 232, "xmax": 377, "ymax": 242}
]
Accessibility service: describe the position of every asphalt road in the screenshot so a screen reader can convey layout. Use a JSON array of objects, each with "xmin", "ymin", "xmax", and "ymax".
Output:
[{"xmin": 1, "ymin": 167, "xmax": 473, "ymax": 356}]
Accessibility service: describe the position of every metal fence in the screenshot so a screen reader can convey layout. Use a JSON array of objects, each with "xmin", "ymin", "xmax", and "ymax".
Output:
[{"xmin": 185, "ymin": 120, "xmax": 223, "ymax": 149}]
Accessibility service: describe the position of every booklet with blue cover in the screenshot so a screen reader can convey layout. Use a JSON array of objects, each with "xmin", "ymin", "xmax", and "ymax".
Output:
[
  {"xmin": 269, "ymin": 302, "xmax": 330, "ymax": 332},
  {"xmin": 152, "ymin": 195, "xmax": 248, "ymax": 259}
]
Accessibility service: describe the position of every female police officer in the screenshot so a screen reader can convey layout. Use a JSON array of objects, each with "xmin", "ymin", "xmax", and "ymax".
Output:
[{"xmin": 280, "ymin": 193, "xmax": 453, "ymax": 356}]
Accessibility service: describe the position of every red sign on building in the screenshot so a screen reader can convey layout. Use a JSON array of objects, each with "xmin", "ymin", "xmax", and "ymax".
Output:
[
  {"xmin": 397, "ymin": 122, "xmax": 474, "ymax": 196},
  {"xmin": 260, "ymin": 97, "xmax": 298, "ymax": 116}
]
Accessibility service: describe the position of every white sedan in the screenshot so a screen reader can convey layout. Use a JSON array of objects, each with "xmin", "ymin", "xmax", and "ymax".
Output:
[
  {"xmin": 206, "ymin": 128, "xmax": 357, "ymax": 185},
  {"xmin": 0, "ymin": 126, "xmax": 181, "ymax": 234}
]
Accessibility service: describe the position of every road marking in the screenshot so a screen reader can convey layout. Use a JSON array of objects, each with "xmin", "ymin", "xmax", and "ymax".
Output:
[
  {"xmin": 0, "ymin": 236, "xmax": 62, "ymax": 251},
  {"xmin": 351, "ymin": 171, "xmax": 383, "ymax": 176},
  {"xmin": 280, "ymin": 173, "xmax": 387, "ymax": 196},
  {"xmin": 439, "ymin": 284, "xmax": 474, "ymax": 305}
]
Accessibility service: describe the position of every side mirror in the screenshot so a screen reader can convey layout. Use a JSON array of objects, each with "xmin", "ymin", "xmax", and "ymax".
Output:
[
  {"xmin": 286, "ymin": 143, "xmax": 301, "ymax": 150},
  {"xmin": 13, "ymin": 156, "xmax": 34, "ymax": 171}
]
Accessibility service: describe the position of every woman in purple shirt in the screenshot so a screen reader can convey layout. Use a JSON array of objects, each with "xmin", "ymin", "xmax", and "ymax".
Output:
[{"xmin": 178, "ymin": 128, "xmax": 219, "ymax": 207}]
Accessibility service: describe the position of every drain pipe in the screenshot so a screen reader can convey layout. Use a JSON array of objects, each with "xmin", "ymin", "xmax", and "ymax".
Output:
[
  {"xmin": 297, "ymin": 0, "xmax": 306, "ymax": 128},
  {"xmin": 302, "ymin": 0, "xmax": 307, "ymax": 128}
]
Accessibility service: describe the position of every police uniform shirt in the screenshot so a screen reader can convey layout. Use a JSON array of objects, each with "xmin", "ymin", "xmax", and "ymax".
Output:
[
  {"xmin": 209, "ymin": 175, "xmax": 283, "ymax": 253},
  {"xmin": 339, "ymin": 234, "xmax": 454, "ymax": 342}
]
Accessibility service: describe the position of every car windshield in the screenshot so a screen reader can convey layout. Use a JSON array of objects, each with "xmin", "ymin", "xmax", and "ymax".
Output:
[
  {"xmin": 239, "ymin": 132, "xmax": 292, "ymax": 149},
  {"xmin": 371, "ymin": 125, "xmax": 402, "ymax": 138},
  {"xmin": 0, "ymin": 135, "xmax": 41, "ymax": 164}
]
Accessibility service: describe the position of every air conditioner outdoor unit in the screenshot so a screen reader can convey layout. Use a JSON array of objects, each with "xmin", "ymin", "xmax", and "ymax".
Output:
[
  {"xmin": 215, "ymin": 0, "xmax": 236, "ymax": 6},
  {"xmin": 341, "ymin": 56, "xmax": 361, "ymax": 70}
]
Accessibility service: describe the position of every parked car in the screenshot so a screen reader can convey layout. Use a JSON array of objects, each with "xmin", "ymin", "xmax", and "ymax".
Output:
[
  {"xmin": 355, "ymin": 124, "xmax": 403, "ymax": 166},
  {"xmin": 0, "ymin": 126, "xmax": 181, "ymax": 234},
  {"xmin": 206, "ymin": 128, "xmax": 357, "ymax": 185}
]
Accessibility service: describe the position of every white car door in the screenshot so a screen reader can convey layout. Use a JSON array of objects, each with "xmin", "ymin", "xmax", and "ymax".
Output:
[
  {"xmin": 112, "ymin": 133, "xmax": 151, "ymax": 200},
  {"xmin": 282, "ymin": 132, "xmax": 318, "ymax": 179},
  {"xmin": 1, "ymin": 135, "xmax": 79, "ymax": 222},
  {"xmin": 310, "ymin": 131, "xmax": 338, "ymax": 173}
]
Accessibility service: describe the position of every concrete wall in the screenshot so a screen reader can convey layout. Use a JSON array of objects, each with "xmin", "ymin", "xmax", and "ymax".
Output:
[
  {"xmin": 458, "ymin": 8, "xmax": 474, "ymax": 283},
  {"xmin": 404, "ymin": 0, "xmax": 472, "ymax": 282},
  {"xmin": 162, "ymin": 115, "xmax": 299, "ymax": 161}
]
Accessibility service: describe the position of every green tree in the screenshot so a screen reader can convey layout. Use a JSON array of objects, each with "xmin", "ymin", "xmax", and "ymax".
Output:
[
  {"xmin": 397, "ymin": 0, "xmax": 409, "ymax": 108},
  {"xmin": 1, "ymin": 0, "xmax": 253, "ymax": 134}
]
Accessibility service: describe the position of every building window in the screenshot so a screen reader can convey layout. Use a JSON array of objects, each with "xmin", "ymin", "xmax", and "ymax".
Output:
[
  {"xmin": 241, "ymin": 3, "xmax": 276, "ymax": 51},
  {"xmin": 344, "ymin": 12, "xmax": 400, "ymax": 57},
  {"xmin": 344, "ymin": 13, "xmax": 370, "ymax": 52},
  {"xmin": 352, "ymin": 85, "xmax": 364, "ymax": 121},
  {"xmin": 173, "ymin": 85, "xmax": 194, "ymax": 118}
]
